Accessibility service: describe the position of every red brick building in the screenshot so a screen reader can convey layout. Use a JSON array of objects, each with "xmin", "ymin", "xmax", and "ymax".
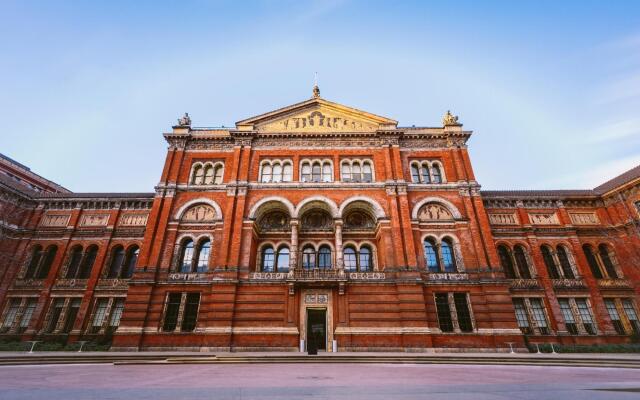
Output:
[{"xmin": 1, "ymin": 88, "xmax": 639, "ymax": 351}]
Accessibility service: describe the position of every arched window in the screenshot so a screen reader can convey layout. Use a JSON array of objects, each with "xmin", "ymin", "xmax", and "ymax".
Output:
[
  {"xmin": 121, "ymin": 245, "xmax": 139, "ymax": 278},
  {"xmin": 341, "ymin": 163, "xmax": 351, "ymax": 182},
  {"xmin": 352, "ymin": 162, "xmax": 362, "ymax": 182},
  {"xmin": 541, "ymin": 246, "xmax": 560, "ymax": 279},
  {"xmin": 301, "ymin": 162, "xmax": 311, "ymax": 182},
  {"xmin": 36, "ymin": 246, "xmax": 57, "ymax": 279},
  {"xmin": 283, "ymin": 163, "xmax": 293, "ymax": 182},
  {"xmin": 78, "ymin": 245, "xmax": 98, "ymax": 279},
  {"xmin": 65, "ymin": 246, "xmax": 83, "ymax": 279},
  {"xmin": 598, "ymin": 244, "xmax": 618, "ymax": 278},
  {"xmin": 432, "ymin": 164, "xmax": 442, "ymax": 183},
  {"xmin": 261, "ymin": 246, "xmax": 275, "ymax": 272},
  {"xmin": 195, "ymin": 240, "xmax": 210, "ymax": 273},
  {"xmin": 24, "ymin": 245, "xmax": 43, "ymax": 279},
  {"xmin": 312, "ymin": 162, "xmax": 321, "ymax": 182},
  {"xmin": 179, "ymin": 240, "xmax": 194, "ymax": 273},
  {"xmin": 421, "ymin": 163, "xmax": 431, "ymax": 183},
  {"xmin": 108, "ymin": 246, "xmax": 126, "ymax": 278},
  {"xmin": 556, "ymin": 246, "xmax": 575, "ymax": 279},
  {"xmin": 410, "ymin": 164, "xmax": 420, "ymax": 183},
  {"xmin": 513, "ymin": 245, "xmax": 532, "ymax": 279},
  {"xmin": 272, "ymin": 163, "xmax": 283, "ymax": 183},
  {"xmin": 276, "ymin": 247, "xmax": 290, "ymax": 272},
  {"xmin": 203, "ymin": 165, "xmax": 214, "ymax": 184},
  {"xmin": 302, "ymin": 246, "xmax": 316, "ymax": 269},
  {"xmin": 424, "ymin": 238, "xmax": 440, "ymax": 272},
  {"xmin": 441, "ymin": 239, "xmax": 456, "ymax": 272},
  {"xmin": 192, "ymin": 165, "xmax": 204, "ymax": 185},
  {"xmin": 213, "ymin": 165, "xmax": 224, "ymax": 184},
  {"xmin": 583, "ymin": 245, "xmax": 603, "ymax": 279},
  {"xmin": 498, "ymin": 245, "xmax": 516, "ymax": 279},
  {"xmin": 359, "ymin": 246, "xmax": 372, "ymax": 271},
  {"xmin": 322, "ymin": 162, "xmax": 332, "ymax": 182},
  {"xmin": 318, "ymin": 246, "xmax": 332, "ymax": 269},
  {"xmin": 362, "ymin": 162, "xmax": 373, "ymax": 182},
  {"xmin": 344, "ymin": 247, "xmax": 357, "ymax": 272},
  {"xmin": 261, "ymin": 164, "xmax": 272, "ymax": 183}
]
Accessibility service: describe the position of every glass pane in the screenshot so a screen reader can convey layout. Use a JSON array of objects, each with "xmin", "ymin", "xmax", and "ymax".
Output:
[
  {"xmin": 312, "ymin": 163, "xmax": 321, "ymax": 182},
  {"xmin": 204, "ymin": 166, "xmax": 214, "ymax": 184},
  {"xmin": 318, "ymin": 247, "xmax": 331, "ymax": 269},
  {"xmin": 498, "ymin": 246, "xmax": 516, "ymax": 279},
  {"xmin": 513, "ymin": 299, "xmax": 530, "ymax": 328},
  {"xmin": 421, "ymin": 164, "xmax": 431, "ymax": 183},
  {"xmin": 541, "ymin": 246, "xmax": 560, "ymax": 279},
  {"xmin": 108, "ymin": 247, "xmax": 125, "ymax": 278},
  {"xmin": 558, "ymin": 299, "xmax": 575, "ymax": 323},
  {"xmin": 92, "ymin": 299, "xmax": 109, "ymax": 328},
  {"xmin": 261, "ymin": 164, "xmax": 272, "ymax": 183},
  {"xmin": 79, "ymin": 246, "xmax": 98, "ymax": 279},
  {"xmin": 213, "ymin": 166, "xmax": 223, "ymax": 184},
  {"xmin": 109, "ymin": 298, "xmax": 125, "ymax": 327},
  {"xmin": 262, "ymin": 247, "xmax": 275, "ymax": 272},
  {"xmin": 344, "ymin": 248, "xmax": 357, "ymax": 272},
  {"xmin": 341, "ymin": 164, "xmax": 351, "ymax": 181},
  {"xmin": 303, "ymin": 247, "xmax": 316, "ymax": 269},
  {"xmin": 530, "ymin": 298, "xmax": 548, "ymax": 328},
  {"xmin": 362, "ymin": 162, "xmax": 372, "ymax": 182},
  {"xmin": 411, "ymin": 164, "xmax": 420, "ymax": 182},
  {"xmin": 514, "ymin": 246, "xmax": 531, "ymax": 279},
  {"xmin": 272, "ymin": 164, "xmax": 283, "ymax": 182},
  {"xmin": 583, "ymin": 245, "xmax": 603, "ymax": 279},
  {"xmin": 120, "ymin": 246, "xmax": 138, "ymax": 279},
  {"xmin": 1, "ymin": 299, "xmax": 20, "ymax": 329},
  {"xmin": 196, "ymin": 241, "xmax": 210, "ymax": 272},
  {"xmin": 441, "ymin": 241, "xmax": 456, "ymax": 272},
  {"xmin": 322, "ymin": 163, "xmax": 332, "ymax": 182},
  {"xmin": 599, "ymin": 245, "xmax": 618, "ymax": 278},
  {"xmin": 556, "ymin": 246, "xmax": 575, "ymax": 279},
  {"xmin": 180, "ymin": 241, "xmax": 194, "ymax": 273},
  {"xmin": 162, "ymin": 293, "xmax": 182, "ymax": 332},
  {"xmin": 181, "ymin": 293, "xmax": 200, "ymax": 332},
  {"xmin": 435, "ymin": 293, "xmax": 453, "ymax": 332},
  {"xmin": 19, "ymin": 299, "xmax": 37, "ymax": 329},
  {"xmin": 302, "ymin": 163, "xmax": 311, "ymax": 182},
  {"xmin": 276, "ymin": 248, "xmax": 290, "ymax": 272},
  {"xmin": 37, "ymin": 246, "xmax": 57, "ymax": 279},
  {"xmin": 193, "ymin": 166, "xmax": 204, "ymax": 184},
  {"xmin": 283, "ymin": 163, "xmax": 292, "ymax": 182},
  {"xmin": 454, "ymin": 293, "xmax": 473, "ymax": 332},
  {"xmin": 359, "ymin": 248, "xmax": 371, "ymax": 271},
  {"xmin": 432, "ymin": 164, "xmax": 442, "ymax": 183},
  {"xmin": 424, "ymin": 240, "xmax": 440, "ymax": 272},
  {"xmin": 65, "ymin": 247, "xmax": 83, "ymax": 279},
  {"xmin": 25, "ymin": 246, "xmax": 43, "ymax": 279},
  {"xmin": 352, "ymin": 163, "xmax": 361, "ymax": 182}
]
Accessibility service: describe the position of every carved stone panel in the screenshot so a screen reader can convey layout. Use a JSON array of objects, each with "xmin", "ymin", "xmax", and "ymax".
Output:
[
  {"xmin": 259, "ymin": 110, "xmax": 378, "ymax": 132},
  {"xmin": 40, "ymin": 214, "xmax": 71, "ymax": 227},
  {"xmin": 569, "ymin": 212, "xmax": 599, "ymax": 225},
  {"xmin": 343, "ymin": 211, "xmax": 375, "ymax": 230},
  {"xmin": 119, "ymin": 213, "xmax": 149, "ymax": 226},
  {"xmin": 528, "ymin": 212, "xmax": 559, "ymax": 225},
  {"xmin": 258, "ymin": 211, "xmax": 290, "ymax": 231},
  {"xmin": 417, "ymin": 203, "xmax": 453, "ymax": 221},
  {"xmin": 181, "ymin": 204, "xmax": 216, "ymax": 223},
  {"xmin": 488, "ymin": 213, "xmax": 518, "ymax": 225},
  {"xmin": 301, "ymin": 210, "xmax": 333, "ymax": 231},
  {"xmin": 80, "ymin": 214, "xmax": 110, "ymax": 227}
]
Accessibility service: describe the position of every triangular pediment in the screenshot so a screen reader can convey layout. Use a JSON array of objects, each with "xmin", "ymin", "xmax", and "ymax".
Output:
[{"xmin": 236, "ymin": 97, "xmax": 397, "ymax": 133}]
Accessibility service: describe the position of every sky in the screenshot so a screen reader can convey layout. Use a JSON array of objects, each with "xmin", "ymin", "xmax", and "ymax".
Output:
[{"xmin": 1, "ymin": 0, "xmax": 639, "ymax": 192}]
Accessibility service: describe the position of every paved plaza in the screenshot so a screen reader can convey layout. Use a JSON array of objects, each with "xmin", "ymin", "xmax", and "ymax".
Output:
[{"xmin": 0, "ymin": 362, "xmax": 639, "ymax": 400}]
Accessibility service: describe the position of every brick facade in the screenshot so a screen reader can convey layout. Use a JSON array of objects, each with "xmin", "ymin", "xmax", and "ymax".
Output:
[{"xmin": 1, "ymin": 91, "xmax": 638, "ymax": 351}]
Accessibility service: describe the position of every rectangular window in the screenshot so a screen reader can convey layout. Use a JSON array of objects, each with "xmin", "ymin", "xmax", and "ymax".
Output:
[
  {"xmin": 454, "ymin": 293, "xmax": 473, "ymax": 332},
  {"xmin": 162, "ymin": 293, "xmax": 182, "ymax": 332},
  {"xmin": 62, "ymin": 298, "xmax": 81, "ymax": 333},
  {"xmin": 46, "ymin": 299, "xmax": 65, "ymax": 333},
  {"xmin": 0, "ymin": 299, "xmax": 21, "ymax": 333},
  {"xmin": 18, "ymin": 299, "xmax": 37, "ymax": 333},
  {"xmin": 622, "ymin": 299, "xmax": 639, "ymax": 335},
  {"xmin": 559, "ymin": 299, "xmax": 578, "ymax": 335},
  {"xmin": 91, "ymin": 299, "xmax": 109, "ymax": 333},
  {"xmin": 435, "ymin": 293, "xmax": 453, "ymax": 332},
  {"xmin": 107, "ymin": 298, "xmax": 125, "ymax": 333},
  {"xmin": 529, "ymin": 298, "xmax": 550, "ymax": 335},
  {"xmin": 605, "ymin": 299, "xmax": 625, "ymax": 335},
  {"xmin": 575, "ymin": 299, "xmax": 596, "ymax": 335},
  {"xmin": 181, "ymin": 293, "xmax": 201, "ymax": 332},
  {"xmin": 513, "ymin": 299, "xmax": 531, "ymax": 334}
]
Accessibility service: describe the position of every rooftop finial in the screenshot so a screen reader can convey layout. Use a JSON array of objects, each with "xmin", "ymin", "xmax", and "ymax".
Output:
[{"xmin": 312, "ymin": 72, "xmax": 320, "ymax": 98}]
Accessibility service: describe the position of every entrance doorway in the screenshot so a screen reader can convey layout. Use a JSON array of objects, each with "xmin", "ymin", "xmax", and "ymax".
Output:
[{"xmin": 306, "ymin": 308, "xmax": 327, "ymax": 351}]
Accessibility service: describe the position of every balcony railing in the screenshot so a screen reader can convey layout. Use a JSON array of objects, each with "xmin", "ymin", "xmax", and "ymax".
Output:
[
  {"xmin": 597, "ymin": 278, "xmax": 632, "ymax": 289},
  {"xmin": 95, "ymin": 278, "xmax": 130, "ymax": 290},
  {"xmin": 509, "ymin": 278, "xmax": 541, "ymax": 290},
  {"xmin": 13, "ymin": 279, "xmax": 44, "ymax": 289},
  {"xmin": 426, "ymin": 272, "xmax": 469, "ymax": 281},
  {"xmin": 289, "ymin": 268, "xmax": 347, "ymax": 282},
  {"xmin": 54, "ymin": 278, "xmax": 88, "ymax": 289},
  {"xmin": 552, "ymin": 278, "xmax": 587, "ymax": 290}
]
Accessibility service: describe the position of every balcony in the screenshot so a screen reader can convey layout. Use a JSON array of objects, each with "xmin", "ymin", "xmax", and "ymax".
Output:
[
  {"xmin": 597, "ymin": 278, "xmax": 632, "ymax": 289},
  {"xmin": 552, "ymin": 278, "xmax": 587, "ymax": 291},
  {"xmin": 509, "ymin": 278, "xmax": 541, "ymax": 290},
  {"xmin": 53, "ymin": 278, "xmax": 88, "ymax": 289}
]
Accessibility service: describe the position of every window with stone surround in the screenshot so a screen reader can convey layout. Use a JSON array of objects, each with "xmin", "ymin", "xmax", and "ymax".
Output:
[
  {"xmin": 24, "ymin": 244, "xmax": 57, "ymax": 280},
  {"xmin": 409, "ymin": 160, "xmax": 446, "ymax": 184},
  {"xmin": 512, "ymin": 298, "xmax": 550, "ymax": 335},
  {"xmin": 259, "ymin": 159, "xmax": 292, "ymax": 183},
  {"xmin": 434, "ymin": 292, "xmax": 474, "ymax": 333},
  {"xmin": 604, "ymin": 298, "xmax": 640, "ymax": 335},
  {"xmin": 497, "ymin": 244, "xmax": 534, "ymax": 279},
  {"xmin": 300, "ymin": 159, "xmax": 333, "ymax": 182},
  {"xmin": 541, "ymin": 245, "xmax": 577, "ymax": 279},
  {"xmin": 340, "ymin": 159, "xmax": 374, "ymax": 182},
  {"xmin": 422, "ymin": 236, "xmax": 461, "ymax": 273},
  {"xmin": 583, "ymin": 243, "xmax": 621, "ymax": 280},
  {"xmin": 176, "ymin": 239, "xmax": 210, "ymax": 273},
  {"xmin": 342, "ymin": 244, "xmax": 373, "ymax": 272},
  {"xmin": 558, "ymin": 298, "xmax": 597, "ymax": 335},
  {"xmin": 162, "ymin": 292, "xmax": 201, "ymax": 333},
  {"xmin": 89, "ymin": 297, "xmax": 126, "ymax": 334},
  {"xmin": 190, "ymin": 162, "xmax": 224, "ymax": 185},
  {"xmin": 0, "ymin": 298, "xmax": 38, "ymax": 334},
  {"xmin": 259, "ymin": 245, "xmax": 289, "ymax": 272}
]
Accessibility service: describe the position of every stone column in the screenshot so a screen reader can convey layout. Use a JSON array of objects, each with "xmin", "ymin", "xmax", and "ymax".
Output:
[
  {"xmin": 334, "ymin": 220, "xmax": 343, "ymax": 270},
  {"xmin": 290, "ymin": 219, "xmax": 299, "ymax": 270}
]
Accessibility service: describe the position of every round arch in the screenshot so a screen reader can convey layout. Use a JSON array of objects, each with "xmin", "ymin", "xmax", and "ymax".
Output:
[
  {"xmin": 247, "ymin": 196, "xmax": 296, "ymax": 219},
  {"xmin": 411, "ymin": 197, "xmax": 462, "ymax": 220},
  {"xmin": 339, "ymin": 196, "xmax": 386, "ymax": 219},
  {"xmin": 174, "ymin": 198, "xmax": 223, "ymax": 221},
  {"xmin": 294, "ymin": 196, "xmax": 339, "ymax": 218}
]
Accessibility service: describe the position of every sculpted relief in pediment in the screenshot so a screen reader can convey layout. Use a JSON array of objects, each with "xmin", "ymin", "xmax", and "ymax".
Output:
[{"xmin": 258, "ymin": 110, "xmax": 379, "ymax": 132}]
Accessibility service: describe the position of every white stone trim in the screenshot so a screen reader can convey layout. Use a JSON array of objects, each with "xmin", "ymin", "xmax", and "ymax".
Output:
[
  {"xmin": 338, "ymin": 195, "xmax": 386, "ymax": 219},
  {"xmin": 248, "ymin": 196, "xmax": 296, "ymax": 219},
  {"xmin": 294, "ymin": 195, "xmax": 340, "ymax": 218},
  {"xmin": 411, "ymin": 197, "xmax": 462, "ymax": 219},
  {"xmin": 174, "ymin": 198, "xmax": 223, "ymax": 221}
]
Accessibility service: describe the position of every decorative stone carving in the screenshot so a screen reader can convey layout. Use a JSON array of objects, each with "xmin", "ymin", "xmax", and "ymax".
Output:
[
  {"xmin": 168, "ymin": 273, "xmax": 209, "ymax": 282},
  {"xmin": 80, "ymin": 214, "xmax": 109, "ymax": 227},
  {"xmin": 177, "ymin": 112, "xmax": 191, "ymax": 126},
  {"xmin": 258, "ymin": 211, "xmax": 290, "ymax": 231},
  {"xmin": 40, "ymin": 214, "xmax": 70, "ymax": 227},
  {"xmin": 509, "ymin": 279, "xmax": 541, "ymax": 290},
  {"xmin": 181, "ymin": 204, "xmax": 216, "ymax": 223},
  {"xmin": 348, "ymin": 272, "xmax": 385, "ymax": 280},
  {"xmin": 597, "ymin": 278, "xmax": 631, "ymax": 289},
  {"xmin": 442, "ymin": 110, "xmax": 461, "ymax": 126},
  {"xmin": 304, "ymin": 293, "xmax": 329, "ymax": 304},
  {"xmin": 569, "ymin": 212, "xmax": 599, "ymax": 225},
  {"xmin": 250, "ymin": 272, "xmax": 288, "ymax": 280},
  {"xmin": 119, "ymin": 213, "xmax": 149, "ymax": 226},
  {"xmin": 259, "ymin": 110, "xmax": 378, "ymax": 132},
  {"xmin": 417, "ymin": 203, "xmax": 453, "ymax": 221},
  {"xmin": 528, "ymin": 212, "xmax": 559, "ymax": 225},
  {"xmin": 343, "ymin": 211, "xmax": 375, "ymax": 230},
  {"xmin": 427, "ymin": 273, "xmax": 468, "ymax": 281},
  {"xmin": 300, "ymin": 210, "xmax": 333, "ymax": 231},
  {"xmin": 488, "ymin": 213, "xmax": 518, "ymax": 225},
  {"xmin": 551, "ymin": 278, "xmax": 587, "ymax": 290}
]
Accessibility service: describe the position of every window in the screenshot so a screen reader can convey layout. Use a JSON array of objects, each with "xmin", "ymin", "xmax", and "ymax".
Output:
[
  {"xmin": 558, "ymin": 299, "xmax": 578, "ymax": 335},
  {"xmin": 454, "ymin": 293, "xmax": 473, "ymax": 332},
  {"xmin": 108, "ymin": 298, "xmax": 125, "ymax": 333},
  {"xmin": 362, "ymin": 162, "xmax": 373, "ymax": 182},
  {"xmin": 559, "ymin": 298, "xmax": 596, "ymax": 335},
  {"xmin": 498, "ymin": 245, "xmax": 516, "ymax": 279},
  {"xmin": 45, "ymin": 298, "xmax": 65, "ymax": 333},
  {"xmin": 598, "ymin": 244, "xmax": 618, "ymax": 278},
  {"xmin": 513, "ymin": 299, "xmax": 532, "ymax": 334},
  {"xmin": 341, "ymin": 159, "xmax": 374, "ymax": 182},
  {"xmin": 343, "ymin": 245, "xmax": 373, "ymax": 272},
  {"xmin": 432, "ymin": 164, "xmax": 442, "ymax": 183},
  {"xmin": 204, "ymin": 165, "xmax": 214, "ymax": 184},
  {"xmin": 32, "ymin": 245, "xmax": 57, "ymax": 279},
  {"xmin": 530, "ymin": 298, "xmax": 550, "ymax": 335},
  {"xmin": 91, "ymin": 299, "xmax": 109, "ymax": 333},
  {"xmin": 192, "ymin": 165, "xmax": 204, "ymax": 185},
  {"xmin": 409, "ymin": 160, "xmax": 445, "ymax": 183},
  {"xmin": 272, "ymin": 163, "xmax": 283, "ymax": 182},
  {"xmin": 605, "ymin": 299, "xmax": 625, "ymax": 335},
  {"xmin": 276, "ymin": 246, "xmax": 290, "ymax": 272},
  {"xmin": 261, "ymin": 246, "xmax": 275, "ymax": 272},
  {"xmin": 24, "ymin": 245, "xmax": 43, "ymax": 279},
  {"xmin": 352, "ymin": 162, "xmax": 361, "ymax": 182},
  {"xmin": 260, "ymin": 160, "xmax": 292, "ymax": 183},
  {"xmin": 79, "ymin": 245, "xmax": 98, "ymax": 279},
  {"xmin": 575, "ymin": 299, "xmax": 596, "ymax": 335},
  {"xmin": 424, "ymin": 239, "xmax": 440, "ymax": 272},
  {"xmin": 0, "ymin": 299, "xmax": 20, "ymax": 333},
  {"xmin": 343, "ymin": 247, "xmax": 357, "ymax": 271},
  {"xmin": 513, "ymin": 298, "xmax": 550, "ymax": 335},
  {"xmin": 179, "ymin": 240, "xmax": 194, "ymax": 273},
  {"xmin": 411, "ymin": 164, "xmax": 420, "ymax": 182},
  {"xmin": 302, "ymin": 163, "xmax": 312, "ymax": 182},
  {"xmin": 107, "ymin": 246, "xmax": 126, "ymax": 278},
  {"xmin": 261, "ymin": 164, "xmax": 272, "ymax": 183},
  {"xmin": 195, "ymin": 240, "xmax": 210, "ymax": 273},
  {"xmin": 283, "ymin": 163, "xmax": 293, "ymax": 182},
  {"xmin": 420, "ymin": 163, "xmax": 431, "ymax": 183},
  {"xmin": 312, "ymin": 162, "xmax": 321, "ymax": 182},
  {"xmin": 18, "ymin": 299, "xmax": 36, "ymax": 333},
  {"xmin": 318, "ymin": 246, "xmax": 331, "ymax": 269},
  {"xmin": 65, "ymin": 246, "xmax": 84, "ymax": 279},
  {"xmin": 441, "ymin": 239, "xmax": 456, "ymax": 273},
  {"xmin": 303, "ymin": 246, "xmax": 317, "ymax": 269},
  {"xmin": 583, "ymin": 245, "xmax": 603, "ymax": 279},
  {"xmin": 623, "ymin": 299, "xmax": 640, "ymax": 335},
  {"xmin": 359, "ymin": 247, "xmax": 372, "ymax": 272},
  {"xmin": 213, "ymin": 165, "xmax": 224, "ymax": 184},
  {"xmin": 162, "ymin": 292, "xmax": 201, "ymax": 332},
  {"xmin": 541, "ymin": 246, "xmax": 560, "ymax": 279},
  {"xmin": 513, "ymin": 246, "xmax": 532, "ymax": 279},
  {"xmin": 62, "ymin": 298, "xmax": 81, "ymax": 333},
  {"xmin": 435, "ymin": 293, "xmax": 453, "ymax": 332},
  {"xmin": 191, "ymin": 162, "xmax": 224, "ymax": 185},
  {"xmin": 322, "ymin": 163, "xmax": 332, "ymax": 182},
  {"xmin": 121, "ymin": 245, "xmax": 139, "ymax": 278},
  {"xmin": 556, "ymin": 246, "xmax": 575, "ymax": 279},
  {"xmin": 341, "ymin": 163, "xmax": 351, "ymax": 182}
]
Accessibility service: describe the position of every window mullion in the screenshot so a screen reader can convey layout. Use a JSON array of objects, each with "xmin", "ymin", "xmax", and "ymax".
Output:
[
  {"xmin": 8, "ymin": 298, "xmax": 27, "ymax": 334},
  {"xmin": 569, "ymin": 298, "xmax": 587, "ymax": 335},
  {"xmin": 448, "ymin": 293, "xmax": 460, "ymax": 333},
  {"xmin": 523, "ymin": 298, "xmax": 540, "ymax": 335},
  {"xmin": 176, "ymin": 293, "xmax": 188, "ymax": 331},
  {"xmin": 615, "ymin": 298, "xmax": 631, "ymax": 335},
  {"xmin": 54, "ymin": 298, "xmax": 71, "ymax": 333},
  {"xmin": 99, "ymin": 298, "xmax": 115, "ymax": 334}
]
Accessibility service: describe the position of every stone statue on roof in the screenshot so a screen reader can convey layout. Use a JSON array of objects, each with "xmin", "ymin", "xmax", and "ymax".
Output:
[
  {"xmin": 442, "ymin": 110, "xmax": 461, "ymax": 126},
  {"xmin": 177, "ymin": 112, "xmax": 191, "ymax": 127}
]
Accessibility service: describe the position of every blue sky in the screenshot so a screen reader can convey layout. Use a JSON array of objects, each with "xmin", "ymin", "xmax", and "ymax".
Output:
[{"xmin": 1, "ymin": 1, "xmax": 639, "ymax": 192}]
